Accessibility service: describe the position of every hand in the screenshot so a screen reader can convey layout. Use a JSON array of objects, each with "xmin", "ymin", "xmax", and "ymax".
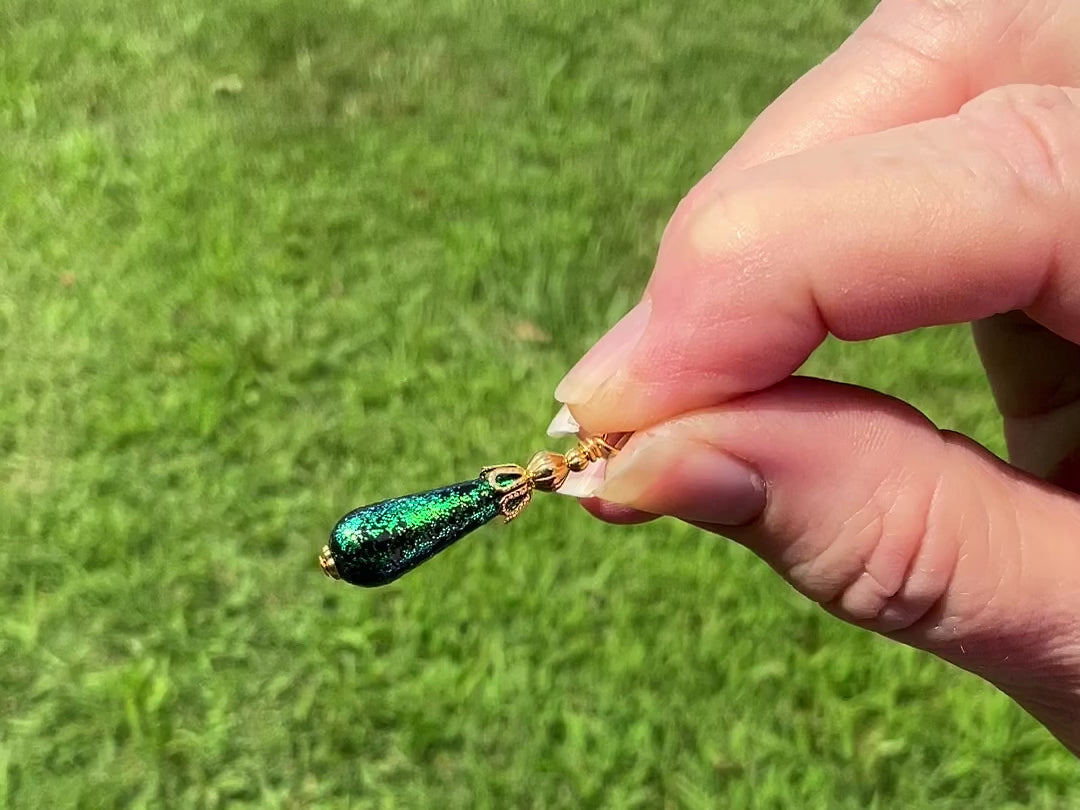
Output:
[{"xmin": 552, "ymin": 0, "xmax": 1080, "ymax": 753}]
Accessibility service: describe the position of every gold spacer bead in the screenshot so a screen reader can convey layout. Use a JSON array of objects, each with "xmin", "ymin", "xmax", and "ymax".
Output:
[{"xmin": 564, "ymin": 448, "xmax": 590, "ymax": 472}]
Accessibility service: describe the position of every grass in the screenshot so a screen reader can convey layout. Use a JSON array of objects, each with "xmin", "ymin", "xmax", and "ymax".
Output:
[{"xmin": 0, "ymin": 0, "xmax": 1075, "ymax": 806}]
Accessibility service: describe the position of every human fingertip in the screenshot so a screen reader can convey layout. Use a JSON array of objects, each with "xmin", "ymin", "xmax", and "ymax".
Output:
[
  {"xmin": 553, "ymin": 299, "xmax": 651, "ymax": 406},
  {"xmin": 580, "ymin": 498, "xmax": 659, "ymax": 525},
  {"xmin": 545, "ymin": 403, "xmax": 581, "ymax": 438},
  {"xmin": 596, "ymin": 435, "xmax": 766, "ymax": 526},
  {"xmin": 554, "ymin": 459, "xmax": 608, "ymax": 499}
]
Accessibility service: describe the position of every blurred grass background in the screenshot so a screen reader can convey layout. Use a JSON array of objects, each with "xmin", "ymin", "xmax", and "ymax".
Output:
[{"xmin": 1, "ymin": 0, "xmax": 1076, "ymax": 807}]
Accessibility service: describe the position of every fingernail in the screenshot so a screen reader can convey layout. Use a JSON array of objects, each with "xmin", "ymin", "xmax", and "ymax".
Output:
[
  {"xmin": 554, "ymin": 299, "xmax": 652, "ymax": 405},
  {"xmin": 555, "ymin": 459, "xmax": 607, "ymax": 499},
  {"xmin": 596, "ymin": 437, "xmax": 765, "ymax": 525},
  {"xmin": 546, "ymin": 404, "xmax": 581, "ymax": 438}
]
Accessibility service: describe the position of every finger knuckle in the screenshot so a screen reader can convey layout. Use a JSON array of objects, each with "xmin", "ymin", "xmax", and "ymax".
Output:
[
  {"xmin": 960, "ymin": 84, "xmax": 1080, "ymax": 198},
  {"xmin": 868, "ymin": 0, "xmax": 970, "ymax": 62},
  {"xmin": 789, "ymin": 448, "xmax": 957, "ymax": 633},
  {"xmin": 877, "ymin": 0, "xmax": 967, "ymax": 24},
  {"xmin": 671, "ymin": 187, "xmax": 772, "ymax": 283}
]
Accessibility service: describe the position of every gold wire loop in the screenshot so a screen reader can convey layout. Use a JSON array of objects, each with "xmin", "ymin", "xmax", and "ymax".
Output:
[{"xmin": 564, "ymin": 434, "xmax": 618, "ymax": 472}]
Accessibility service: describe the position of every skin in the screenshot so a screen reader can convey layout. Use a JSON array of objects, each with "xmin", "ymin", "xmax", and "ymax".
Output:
[{"xmin": 553, "ymin": 0, "xmax": 1080, "ymax": 754}]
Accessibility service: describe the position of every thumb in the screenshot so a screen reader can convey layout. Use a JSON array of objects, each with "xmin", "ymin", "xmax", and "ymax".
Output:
[{"xmin": 584, "ymin": 377, "xmax": 1080, "ymax": 752}]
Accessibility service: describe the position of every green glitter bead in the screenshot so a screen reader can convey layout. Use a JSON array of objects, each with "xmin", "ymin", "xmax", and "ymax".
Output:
[{"xmin": 328, "ymin": 477, "xmax": 503, "ymax": 587}]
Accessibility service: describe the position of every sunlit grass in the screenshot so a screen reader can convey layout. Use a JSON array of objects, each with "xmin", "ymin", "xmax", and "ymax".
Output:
[{"xmin": 0, "ymin": 0, "xmax": 1073, "ymax": 806}]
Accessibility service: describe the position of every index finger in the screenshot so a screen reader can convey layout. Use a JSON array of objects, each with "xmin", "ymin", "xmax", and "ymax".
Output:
[
  {"xmin": 697, "ymin": 0, "xmax": 1080, "ymax": 182},
  {"xmin": 556, "ymin": 84, "xmax": 1080, "ymax": 431},
  {"xmin": 706, "ymin": 0, "xmax": 972, "ymax": 174}
]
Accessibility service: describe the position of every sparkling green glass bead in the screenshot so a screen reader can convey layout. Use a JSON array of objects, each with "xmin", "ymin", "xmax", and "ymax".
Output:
[{"xmin": 326, "ymin": 477, "xmax": 505, "ymax": 587}]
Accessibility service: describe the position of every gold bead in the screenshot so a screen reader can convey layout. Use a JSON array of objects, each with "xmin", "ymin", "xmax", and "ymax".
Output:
[
  {"xmin": 525, "ymin": 450, "xmax": 569, "ymax": 492},
  {"xmin": 319, "ymin": 545, "xmax": 341, "ymax": 580},
  {"xmin": 564, "ymin": 447, "xmax": 590, "ymax": 472}
]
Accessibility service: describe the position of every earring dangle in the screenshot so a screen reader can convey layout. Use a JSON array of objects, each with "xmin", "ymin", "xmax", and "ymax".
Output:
[{"xmin": 319, "ymin": 433, "xmax": 626, "ymax": 587}]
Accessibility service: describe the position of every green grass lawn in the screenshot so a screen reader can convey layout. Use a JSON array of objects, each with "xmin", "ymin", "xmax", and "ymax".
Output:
[{"xmin": 1, "ymin": 0, "xmax": 1076, "ymax": 806}]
